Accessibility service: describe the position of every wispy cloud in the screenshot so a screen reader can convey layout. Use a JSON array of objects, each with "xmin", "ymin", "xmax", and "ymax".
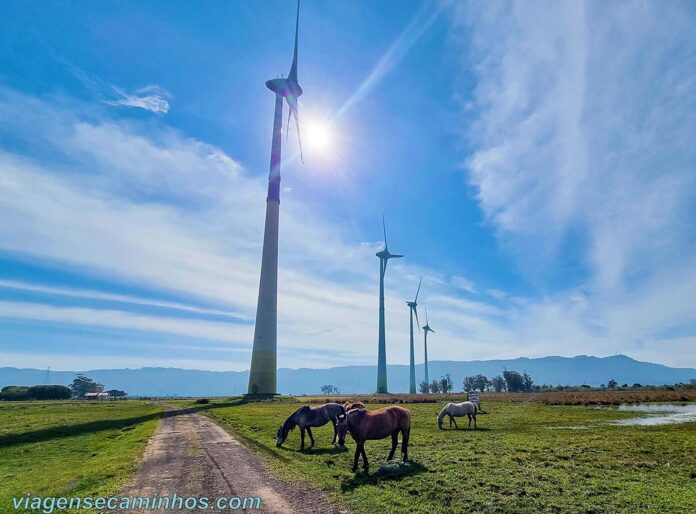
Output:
[
  {"xmin": 67, "ymin": 64, "xmax": 171, "ymax": 114},
  {"xmin": 105, "ymin": 85, "xmax": 171, "ymax": 114},
  {"xmin": 3, "ymin": 0, "xmax": 696, "ymax": 377},
  {"xmin": 445, "ymin": 1, "xmax": 696, "ymax": 366},
  {"xmin": 0, "ymin": 279, "xmax": 245, "ymax": 319}
]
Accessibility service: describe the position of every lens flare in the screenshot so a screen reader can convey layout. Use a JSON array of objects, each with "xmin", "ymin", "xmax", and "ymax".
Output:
[{"xmin": 304, "ymin": 120, "xmax": 334, "ymax": 156}]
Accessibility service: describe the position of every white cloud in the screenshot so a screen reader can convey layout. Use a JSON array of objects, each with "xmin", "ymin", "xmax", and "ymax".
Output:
[
  {"xmin": 444, "ymin": 1, "xmax": 696, "ymax": 366},
  {"xmin": 106, "ymin": 85, "xmax": 171, "ymax": 114},
  {"xmin": 2, "ymin": 9, "xmax": 696, "ymax": 379}
]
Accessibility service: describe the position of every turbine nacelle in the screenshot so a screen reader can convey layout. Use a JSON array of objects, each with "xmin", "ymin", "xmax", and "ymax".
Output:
[
  {"xmin": 265, "ymin": 78, "xmax": 303, "ymax": 99},
  {"xmin": 423, "ymin": 306, "xmax": 435, "ymax": 334}
]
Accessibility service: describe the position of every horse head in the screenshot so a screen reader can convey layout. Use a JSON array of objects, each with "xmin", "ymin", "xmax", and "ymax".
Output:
[
  {"xmin": 437, "ymin": 403, "xmax": 451, "ymax": 430},
  {"xmin": 335, "ymin": 413, "xmax": 348, "ymax": 446},
  {"xmin": 276, "ymin": 424, "xmax": 291, "ymax": 447}
]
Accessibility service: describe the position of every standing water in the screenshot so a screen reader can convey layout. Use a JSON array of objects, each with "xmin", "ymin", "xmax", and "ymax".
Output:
[{"xmin": 613, "ymin": 403, "xmax": 696, "ymax": 426}]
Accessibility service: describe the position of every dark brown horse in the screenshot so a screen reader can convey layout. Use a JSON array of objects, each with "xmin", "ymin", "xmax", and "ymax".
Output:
[
  {"xmin": 336, "ymin": 405, "xmax": 410, "ymax": 471},
  {"xmin": 276, "ymin": 403, "xmax": 345, "ymax": 450}
]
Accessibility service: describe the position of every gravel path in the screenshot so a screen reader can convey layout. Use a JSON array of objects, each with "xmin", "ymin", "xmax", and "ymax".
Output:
[{"xmin": 114, "ymin": 406, "xmax": 345, "ymax": 513}]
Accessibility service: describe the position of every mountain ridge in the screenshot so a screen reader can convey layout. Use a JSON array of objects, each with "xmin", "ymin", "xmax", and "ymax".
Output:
[{"xmin": 2, "ymin": 355, "xmax": 694, "ymax": 396}]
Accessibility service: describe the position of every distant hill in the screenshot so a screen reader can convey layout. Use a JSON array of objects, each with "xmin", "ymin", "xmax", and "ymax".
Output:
[{"xmin": 1, "ymin": 355, "xmax": 694, "ymax": 397}]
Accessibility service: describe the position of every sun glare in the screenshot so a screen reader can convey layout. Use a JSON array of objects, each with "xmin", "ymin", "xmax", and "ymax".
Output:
[{"xmin": 304, "ymin": 120, "xmax": 334, "ymax": 156}]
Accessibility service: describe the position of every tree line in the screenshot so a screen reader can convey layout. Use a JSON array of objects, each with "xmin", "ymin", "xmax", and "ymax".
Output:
[{"xmin": 0, "ymin": 374, "xmax": 127, "ymax": 401}]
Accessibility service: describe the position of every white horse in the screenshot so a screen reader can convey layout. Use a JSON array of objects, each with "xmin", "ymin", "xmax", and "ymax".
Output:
[{"xmin": 437, "ymin": 401, "xmax": 477, "ymax": 430}]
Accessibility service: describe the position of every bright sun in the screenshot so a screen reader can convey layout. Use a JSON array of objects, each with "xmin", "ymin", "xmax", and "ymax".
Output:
[{"xmin": 304, "ymin": 121, "xmax": 334, "ymax": 156}]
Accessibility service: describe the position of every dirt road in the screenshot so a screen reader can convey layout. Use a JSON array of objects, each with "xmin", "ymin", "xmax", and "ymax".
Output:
[{"xmin": 115, "ymin": 406, "xmax": 344, "ymax": 513}]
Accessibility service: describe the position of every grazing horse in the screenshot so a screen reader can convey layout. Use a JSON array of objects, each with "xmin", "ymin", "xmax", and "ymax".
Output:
[
  {"xmin": 437, "ymin": 401, "xmax": 477, "ymax": 430},
  {"xmin": 276, "ymin": 403, "xmax": 345, "ymax": 450},
  {"xmin": 336, "ymin": 405, "xmax": 411, "ymax": 472}
]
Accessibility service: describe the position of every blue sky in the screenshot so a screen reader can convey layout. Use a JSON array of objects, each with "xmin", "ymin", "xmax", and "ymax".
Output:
[{"xmin": 1, "ymin": 0, "xmax": 695, "ymax": 371}]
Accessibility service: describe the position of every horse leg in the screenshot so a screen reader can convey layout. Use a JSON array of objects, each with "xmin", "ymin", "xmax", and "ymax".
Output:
[
  {"xmin": 331, "ymin": 419, "xmax": 337, "ymax": 444},
  {"xmin": 307, "ymin": 427, "xmax": 315, "ymax": 448},
  {"xmin": 361, "ymin": 443, "xmax": 369, "ymax": 471},
  {"xmin": 452, "ymin": 416, "xmax": 459, "ymax": 430},
  {"xmin": 387, "ymin": 431, "xmax": 398, "ymax": 461},
  {"xmin": 401, "ymin": 427, "xmax": 410, "ymax": 462},
  {"xmin": 300, "ymin": 427, "xmax": 305, "ymax": 450},
  {"xmin": 449, "ymin": 415, "xmax": 453, "ymax": 428},
  {"xmin": 352, "ymin": 442, "xmax": 361, "ymax": 472},
  {"xmin": 473, "ymin": 414, "xmax": 477, "ymax": 430}
]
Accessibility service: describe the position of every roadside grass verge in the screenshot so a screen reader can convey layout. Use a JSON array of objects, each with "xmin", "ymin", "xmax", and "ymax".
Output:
[
  {"xmin": 0, "ymin": 400, "xmax": 162, "ymax": 513},
  {"xmin": 190, "ymin": 398, "xmax": 696, "ymax": 513}
]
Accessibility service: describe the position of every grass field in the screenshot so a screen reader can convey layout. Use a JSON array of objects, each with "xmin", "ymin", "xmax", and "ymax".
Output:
[
  {"xmin": 186, "ymin": 397, "xmax": 696, "ymax": 514},
  {"xmin": 0, "ymin": 400, "xmax": 162, "ymax": 513}
]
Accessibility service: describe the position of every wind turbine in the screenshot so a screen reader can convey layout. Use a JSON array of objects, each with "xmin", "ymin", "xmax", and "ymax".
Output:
[
  {"xmin": 247, "ymin": 1, "xmax": 304, "ymax": 398},
  {"xmin": 375, "ymin": 218, "xmax": 403, "ymax": 393},
  {"xmin": 406, "ymin": 277, "xmax": 422, "ymax": 394},
  {"xmin": 422, "ymin": 306, "xmax": 435, "ymax": 389}
]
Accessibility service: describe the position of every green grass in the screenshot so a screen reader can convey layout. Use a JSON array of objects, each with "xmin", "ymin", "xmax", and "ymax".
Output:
[
  {"xmin": 187, "ymin": 399, "xmax": 696, "ymax": 513},
  {"xmin": 0, "ymin": 400, "xmax": 162, "ymax": 513}
]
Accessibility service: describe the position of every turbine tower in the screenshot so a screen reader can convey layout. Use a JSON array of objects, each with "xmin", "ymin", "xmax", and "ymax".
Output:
[
  {"xmin": 406, "ymin": 277, "xmax": 422, "ymax": 394},
  {"xmin": 375, "ymin": 218, "xmax": 403, "ymax": 393},
  {"xmin": 247, "ymin": 1, "xmax": 304, "ymax": 397},
  {"xmin": 422, "ymin": 306, "xmax": 435, "ymax": 388}
]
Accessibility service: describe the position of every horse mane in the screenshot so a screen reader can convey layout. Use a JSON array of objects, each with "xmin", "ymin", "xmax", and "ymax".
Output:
[
  {"xmin": 283, "ymin": 405, "xmax": 310, "ymax": 430},
  {"xmin": 437, "ymin": 403, "xmax": 452, "ymax": 421}
]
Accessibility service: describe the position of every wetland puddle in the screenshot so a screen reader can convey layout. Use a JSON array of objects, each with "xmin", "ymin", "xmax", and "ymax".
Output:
[
  {"xmin": 611, "ymin": 403, "xmax": 696, "ymax": 426},
  {"xmin": 546, "ymin": 403, "xmax": 696, "ymax": 430}
]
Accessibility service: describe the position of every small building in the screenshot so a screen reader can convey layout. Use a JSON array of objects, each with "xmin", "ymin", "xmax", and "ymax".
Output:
[{"xmin": 84, "ymin": 392, "xmax": 111, "ymax": 400}]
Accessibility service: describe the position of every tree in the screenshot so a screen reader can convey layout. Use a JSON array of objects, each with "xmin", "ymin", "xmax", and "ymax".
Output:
[
  {"xmin": 419, "ymin": 381, "xmax": 430, "ymax": 394},
  {"xmin": 439, "ymin": 374, "xmax": 454, "ymax": 394},
  {"xmin": 473, "ymin": 374, "xmax": 489, "ymax": 392},
  {"xmin": 490, "ymin": 375, "xmax": 506, "ymax": 392},
  {"xmin": 462, "ymin": 376, "xmax": 476, "ymax": 392},
  {"xmin": 106, "ymin": 389, "xmax": 128, "ymax": 398},
  {"xmin": 70, "ymin": 375, "xmax": 104, "ymax": 398},
  {"xmin": 320, "ymin": 385, "xmax": 337, "ymax": 395},
  {"xmin": 28, "ymin": 385, "xmax": 72, "ymax": 400},
  {"xmin": 607, "ymin": 379, "xmax": 618, "ymax": 389},
  {"xmin": 503, "ymin": 370, "xmax": 526, "ymax": 392},
  {"xmin": 0, "ymin": 386, "xmax": 31, "ymax": 401},
  {"xmin": 429, "ymin": 380, "xmax": 440, "ymax": 394},
  {"xmin": 522, "ymin": 372, "xmax": 534, "ymax": 392}
]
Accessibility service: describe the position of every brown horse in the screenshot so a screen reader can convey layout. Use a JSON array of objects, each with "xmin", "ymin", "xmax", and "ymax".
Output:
[
  {"xmin": 343, "ymin": 401, "xmax": 365, "ymax": 411},
  {"xmin": 336, "ymin": 405, "xmax": 410, "ymax": 472}
]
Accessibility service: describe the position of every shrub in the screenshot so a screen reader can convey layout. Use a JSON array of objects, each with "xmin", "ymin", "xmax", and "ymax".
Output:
[
  {"xmin": 0, "ymin": 386, "xmax": 31, "ymax": 401},
  {"xmin": 27, "ymin": 385, "xmax": 72, "ymax": 400}
]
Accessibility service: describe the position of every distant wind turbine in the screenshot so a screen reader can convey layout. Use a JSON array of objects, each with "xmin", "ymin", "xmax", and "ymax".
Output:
[
  {"xmin": 247, "ymin": 0, "xmax": 304, "ymax": 398},
  {"xmin": 422, "ymin": 306, "xmax": 435, "ymax": 388},
  {"xmin": 375, "ymin": 218, "xmax": 403, "ymax": 393},
  {"xmin": 406, "ymin": 277, "xmax": 422, "ymax": 394}
]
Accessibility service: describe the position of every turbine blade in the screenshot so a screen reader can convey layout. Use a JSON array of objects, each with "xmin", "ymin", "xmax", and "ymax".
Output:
[
  {"xmin": 430, "ymin": 328, "xmax": 436, "ymax": 333},
  {"xmin": 293, "ymin": 103, "xmax": 304, "ymax": 163},
  {"xmin": 414, "ymin": 305, "xmax": 420, "ymax": 333},
  {"xmin": 414, "ymin": 276, "xmax": 422, "ymax": 303},
  {"xmin": 286, "ymin": 96, "xmax": 304, "ymax": 163},
  {"xmin": 389, "ymin": 253, "xmax": 404, "ymax": 259},
  {"xmin": 382, "ymin": 216, "xmax": 388, "ymax": 250},
  {"xmin": 425, "ymin": 305, "xmax": 429, "ymax": 325},
  {"xmin": 288, "ymin": 0, "xmax": 300, "ymax": 83}
]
